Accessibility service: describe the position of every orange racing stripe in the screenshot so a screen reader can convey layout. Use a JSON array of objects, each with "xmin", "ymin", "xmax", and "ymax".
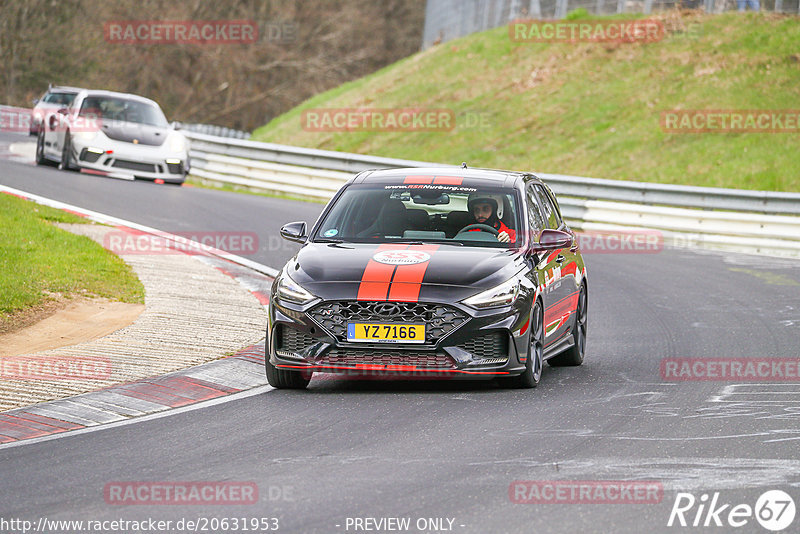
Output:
[
  {"xmin": 387, "ymin": 245, "xmax": 439, "ymax": 302},
  {"xmin": 433, "ymin": 176, "xmax": 463, "ymax": 185},
  {"xmin": 356, "ymin": 244, "xmax": 408, "ymax": 301},
  {"xmin": 404, "ymin": 176, "xmax": 434, "ymax": 184}
]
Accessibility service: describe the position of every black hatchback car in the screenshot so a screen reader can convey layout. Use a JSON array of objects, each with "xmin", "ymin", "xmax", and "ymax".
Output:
[{"xmin": 267, "ymin": 167, "xmax": 587, "ymax": 389}]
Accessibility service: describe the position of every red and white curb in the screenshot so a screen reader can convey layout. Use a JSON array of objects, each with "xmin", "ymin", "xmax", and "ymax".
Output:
[
  {"xmin": 0, "ymin": 342, "xmax": 268, "ymax": 446},
  {"xmin": 0, "ymin": 185, "xmax": 279, "ymax": 447}
]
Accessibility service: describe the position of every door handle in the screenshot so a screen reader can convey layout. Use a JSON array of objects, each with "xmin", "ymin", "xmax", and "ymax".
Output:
[{"xmin": 556, "ymin": 254, "xmax": 565, "ymax": 263}]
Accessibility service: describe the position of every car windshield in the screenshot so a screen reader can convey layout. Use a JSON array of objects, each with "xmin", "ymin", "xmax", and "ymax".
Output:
[
  {"xmin": 314, "ymin": 181, "xmax": 521, "ymax": 248},
  {"xmin": 79, "ymin": 96, "xmax": 168, "ymax": 127},
  {"xmin": 42, "ymin": 92, "xmax": 77, "ymax": 106}
]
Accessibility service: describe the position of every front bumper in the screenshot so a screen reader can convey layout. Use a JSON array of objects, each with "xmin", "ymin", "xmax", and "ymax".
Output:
[
  {"xmin": 71, "ymin": 137, "xmax": 188, "ymax": 183},
  {"xmin": 268, "ymin": 296, "xmax": 531, "ymax": 380}
]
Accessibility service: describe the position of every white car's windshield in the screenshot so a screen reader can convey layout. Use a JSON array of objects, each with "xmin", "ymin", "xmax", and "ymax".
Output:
[
  {"xmin": 314, "ymin": 182, "xmax": 521, "ymax": 248},
  {"xmin": 79, "ymin": 96, "xmax": 168, "ymax": 128},
  {"xmin": 42, "ymin": 92, "xmax": 77, "ymax": 106}
]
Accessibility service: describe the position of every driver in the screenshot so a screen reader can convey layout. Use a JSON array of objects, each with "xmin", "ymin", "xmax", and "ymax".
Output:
[{"xmin": 467, "ymin": 194, "xmax": 515, "ymax": 243}]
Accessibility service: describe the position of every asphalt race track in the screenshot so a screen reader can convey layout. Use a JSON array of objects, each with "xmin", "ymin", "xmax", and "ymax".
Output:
[{"xmin": 2, "ymin": 132, "xmax": 800, "ymax": 533}]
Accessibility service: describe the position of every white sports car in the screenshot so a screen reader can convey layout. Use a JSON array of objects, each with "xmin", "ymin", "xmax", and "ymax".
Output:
[{"xmin": 36, "ymin": 89, "xmax": 189, "ymax": 184}]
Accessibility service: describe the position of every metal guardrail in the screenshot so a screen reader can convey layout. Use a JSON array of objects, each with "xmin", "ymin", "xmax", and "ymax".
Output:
[
  {"xmin": 185, "ymin": 132, "xmax": 800, "ymax": 258},
  {"xmin": 186, "ymin": 131, "xmax": 800, "ymax": 215},
  {"xmin": 177, "ymin": 123, "xmax": 249, "ymax": 140}
]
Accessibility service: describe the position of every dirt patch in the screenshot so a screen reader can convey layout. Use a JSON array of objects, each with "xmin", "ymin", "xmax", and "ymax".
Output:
[{"xmin": 0, "ymin": 298, "xmax": 144, "ymax": 357}]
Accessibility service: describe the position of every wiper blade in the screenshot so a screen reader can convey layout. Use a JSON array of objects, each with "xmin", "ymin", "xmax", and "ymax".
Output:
[
  {"xmin": 393, "ymin": 239, "xmax": 464, "ymax": 246},
  {"xmin": 314, "ymin": 238, "xmax": 345, "ymax": 243}
]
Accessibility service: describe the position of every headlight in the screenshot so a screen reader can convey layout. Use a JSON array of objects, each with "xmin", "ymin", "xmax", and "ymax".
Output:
[
  {"xmin": 276, "ymin": 271, "xmax": 315, "ymax": 305},
  {"xmin": 76, "ymin": 130, "xmax": 97, "ymax": 141},
  {"xmin": 169, "ymin": 134, "xmax": 186, "ymax": 153},
  {"xmin": 462, "ymin": 278, "xmax": 520, "ymax": 309}
]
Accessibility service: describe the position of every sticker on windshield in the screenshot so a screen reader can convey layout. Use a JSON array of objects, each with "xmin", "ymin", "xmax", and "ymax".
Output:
[
  {"xmin": 372, "ymin": 250, "xmax": 431, "ymax": 265},
  {"xmin": 323, "ymin": 229, "xmax": 339, "ymax": 237}
]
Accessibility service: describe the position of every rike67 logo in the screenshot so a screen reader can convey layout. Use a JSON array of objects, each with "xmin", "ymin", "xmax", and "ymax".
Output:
[{"xmin": 668, "ymin": 490, "xmax": 796, "ymax": 531}]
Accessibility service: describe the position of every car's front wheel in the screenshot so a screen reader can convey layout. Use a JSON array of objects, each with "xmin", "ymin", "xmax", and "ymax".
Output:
[
  {"xmin": 58, "ymin": 133, "xmax": 77, "ymax": 171},
  {"xmin": 35, "ymin": 130, "xmax": 50, "ymax": 166},
  {"xmin": 265, "ymin": 358, "xmax": 311, "ymax": 389},
  {"xmin": 501, "ymin": 300, "xmax": 543, "ymax": 389}
]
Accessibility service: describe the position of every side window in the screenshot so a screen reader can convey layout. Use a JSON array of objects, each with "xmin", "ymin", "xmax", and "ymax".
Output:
[
  {"xmin": 533, "ymin": 185, "xmax": 560, "ymax": 229},
  {"xmin": 542, "ymin": 185, "xmax": 564, "ymax": 228},
  {"xmin": 525, "ymin": 185, "xmax": 545, "ymax": 235}
]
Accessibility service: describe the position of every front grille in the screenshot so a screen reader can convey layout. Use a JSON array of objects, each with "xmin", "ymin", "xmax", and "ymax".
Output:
[
  {"xmin": 309, "ymin": 301, "xmax": 468, "ymax": 344},
  {"xmin": 319, "ymin": 349, "xmax": 455, "ymax": 368},
  {"xmin": 112, "ymin": 159, "xmax": 156, "ymax": 173},
  {"xmin": 458, "ymin": 332, "xmax": 508, "ymax": 360},
  {"xmin": 277, "ymin": 326, "xmax": 316, "ymax": 355}
]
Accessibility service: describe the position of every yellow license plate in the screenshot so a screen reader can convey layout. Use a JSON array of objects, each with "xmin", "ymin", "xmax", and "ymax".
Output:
[{"xmin": 347, "ymin": 323, "xmax": 425, "ymax": 344}]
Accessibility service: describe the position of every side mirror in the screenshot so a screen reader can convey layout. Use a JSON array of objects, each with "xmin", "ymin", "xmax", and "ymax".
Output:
[
  {"xmin": 280, "ymin": 221, "xmax": 307, "ymax": 243},
  {"xmin": 32, "ymin": 98, "xmax": 40, "ymax": 105},
  {"xmin": 171, "ymin": 121, "xmax": 182, "ymax": 131},
  {"xmin": 57, "ymin": 107, "xmax": 68, "ymax": 115},
  {"xmin": 532, "ymin": 229, "xmax": 572, "ymax": 251}
]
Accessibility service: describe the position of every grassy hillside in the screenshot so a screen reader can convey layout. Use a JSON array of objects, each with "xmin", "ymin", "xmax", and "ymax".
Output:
[{"xmin": 253, "ymin": 11, "xmax": 800, "ymax": 192}]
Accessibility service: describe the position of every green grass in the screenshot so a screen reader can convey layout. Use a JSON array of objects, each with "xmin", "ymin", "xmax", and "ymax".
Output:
[
  {"xmin": 252, "ymin": 11, "xmax": 800, "ymax": 192},
  {"xmin": 0, "ymin": 194, "xmax": 145, "ymax": 322}
]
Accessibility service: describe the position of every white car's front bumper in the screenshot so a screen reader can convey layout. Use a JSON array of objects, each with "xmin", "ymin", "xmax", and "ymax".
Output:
[{"xmin": 71, "ymin": 135, "xmax": 189, "ymax": 183}]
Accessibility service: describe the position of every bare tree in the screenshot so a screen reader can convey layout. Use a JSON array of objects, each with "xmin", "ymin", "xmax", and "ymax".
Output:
[{"xmin": 0, "ymin": 0, "xmax": 425, "ymax": 130}]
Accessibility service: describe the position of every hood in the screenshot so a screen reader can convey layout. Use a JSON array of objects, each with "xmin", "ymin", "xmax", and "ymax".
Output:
[
  {"xmin": 100, "ymin": 122, "xmax": 167, "ymax": 146},
  {"xmin": 287, "ymin": 242, "xmax": 524, "ymax": 302}
]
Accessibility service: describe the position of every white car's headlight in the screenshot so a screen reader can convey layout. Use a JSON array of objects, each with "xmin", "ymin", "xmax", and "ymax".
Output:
[
  {"xmin": 462, "ymin": 278, "xmax": 520, "ymax": 309},
  {"xmin": 276, "ymin": 271, "xmax": 315, "ymax": 304},
  {"xmin": 169, "ymin": 133, "xmax": 186, "ymax": 153}
]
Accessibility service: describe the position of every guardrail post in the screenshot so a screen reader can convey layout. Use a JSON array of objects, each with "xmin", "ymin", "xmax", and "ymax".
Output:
[
  {"xmin": 616, "ymin": 0, "xmax": 625, "ymax": 14},
  {"xmin": 644, "ymin": 0, "xmax": 653, "ymax": 13}
]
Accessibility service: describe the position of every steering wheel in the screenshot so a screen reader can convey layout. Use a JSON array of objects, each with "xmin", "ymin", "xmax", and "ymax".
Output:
[{"xmin": 457, "ymin": 224, "xmax": 499, "ymax": 236}]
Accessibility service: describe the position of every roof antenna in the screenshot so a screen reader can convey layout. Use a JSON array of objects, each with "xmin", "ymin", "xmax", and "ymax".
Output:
[{"xmin": 461, "ymin": 162, "xmax": 467, "ymax": 169}]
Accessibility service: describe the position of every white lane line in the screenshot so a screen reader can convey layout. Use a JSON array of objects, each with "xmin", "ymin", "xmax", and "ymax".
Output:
[
  {"xmin": 0, "ymin": 184, "xmax": 280, "ymax": 277},
  {"xmin": 0, "ymin": 385, "xmax": 274, "ymax": 450}
]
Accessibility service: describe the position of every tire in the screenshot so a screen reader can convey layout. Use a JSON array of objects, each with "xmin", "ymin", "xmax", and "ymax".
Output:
[
  {"xmin": 58, "ymin": 133, "xmax": 77, "ymax": 171},
  {"xmin": 35, "ymin": 130, "xmax": 50, "ymax": 166},
  {"xmin": 501, "ymin": 300, "xmax": 543, "ymax": 389},
  {"xmin": 548, "ymin": 284, "xmax": 587, "ymax": 367},
  {"xmin": 265, "ymin": 358, "xmax": 311, "ymax": 389}
]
